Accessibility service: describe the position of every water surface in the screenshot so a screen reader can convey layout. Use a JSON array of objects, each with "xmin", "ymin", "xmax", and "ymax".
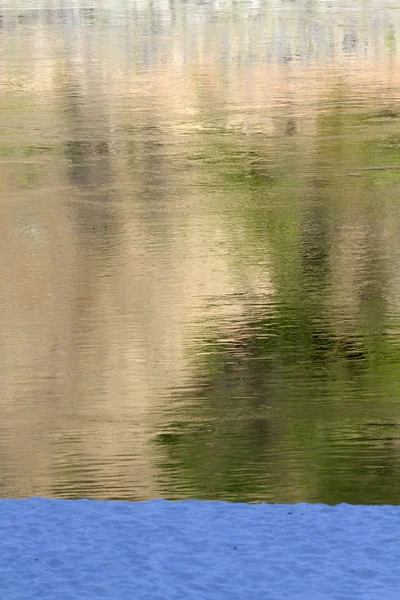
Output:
[{"xmin": 1, "ymin": 0, "xmax": 400, "ymax": 504}]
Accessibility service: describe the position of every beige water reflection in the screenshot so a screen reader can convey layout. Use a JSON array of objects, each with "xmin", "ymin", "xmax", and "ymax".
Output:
[{"xmin": 1, "ymin": 1, "xmax": 400, "ymax": 502}]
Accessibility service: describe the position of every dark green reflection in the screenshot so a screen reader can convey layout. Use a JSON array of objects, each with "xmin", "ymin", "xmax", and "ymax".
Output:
[{"xmin": 152, "ymin": 101, "xmax": 400, "ymax": 505}]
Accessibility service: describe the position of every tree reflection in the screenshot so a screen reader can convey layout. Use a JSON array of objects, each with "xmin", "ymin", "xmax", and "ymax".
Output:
[{"xmin": 153, "ymin": 96, "xmax": 400, "ymax": 504}]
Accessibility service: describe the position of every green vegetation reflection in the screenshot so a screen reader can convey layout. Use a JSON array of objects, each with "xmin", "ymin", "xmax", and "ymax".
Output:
[{"xmin": 153, "ymin": 99, "xmax": 400, "ymax": 505}]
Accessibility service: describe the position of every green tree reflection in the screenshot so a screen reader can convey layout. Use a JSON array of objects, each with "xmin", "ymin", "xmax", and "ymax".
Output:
[{"xmin": 153, "ymin": 96, "xmax": 400, "ymax": 504}]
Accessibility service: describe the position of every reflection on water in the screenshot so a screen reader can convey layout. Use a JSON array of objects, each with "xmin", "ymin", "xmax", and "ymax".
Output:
[{"xmin": 1, "ymin": 0, "xmax": 400, "ymax": 503}]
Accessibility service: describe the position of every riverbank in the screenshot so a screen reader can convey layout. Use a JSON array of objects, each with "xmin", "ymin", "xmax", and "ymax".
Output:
[{"xmin": 1, "ymin": 499, "xmax": 398, "ymax": 599}]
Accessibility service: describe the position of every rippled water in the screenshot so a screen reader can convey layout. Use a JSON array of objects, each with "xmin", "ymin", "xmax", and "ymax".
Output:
[{"xmin": 2, "ymin": 0, "xmax": 400, "ymax": 503}]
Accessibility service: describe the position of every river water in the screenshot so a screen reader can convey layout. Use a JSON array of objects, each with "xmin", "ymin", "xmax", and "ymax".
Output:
[{"xmin": 1, "ymin": 0, "xmax": 400, "ymax": 504}]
